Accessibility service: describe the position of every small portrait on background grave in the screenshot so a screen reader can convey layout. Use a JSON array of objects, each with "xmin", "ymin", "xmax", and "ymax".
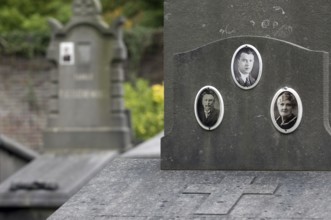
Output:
[
  {"xmin": 270, "ymin": 88, "xmax": 303, "ymax": 134},
  {"xmin": 60, "ymin": 42, "xmax": 75, "ymax": 65},
  {"xmin": 194, "ymin": 86, "xmax": 224, "ymax": 130},
  {"xmin": 231, "ymin": 44, "xmax": 262, "ymax": 90}
]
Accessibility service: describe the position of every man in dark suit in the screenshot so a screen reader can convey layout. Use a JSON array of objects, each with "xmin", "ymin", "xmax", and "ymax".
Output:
[
  {"xmin": 276, "ymin": 91, "xmax": 297, "ymax": 130},
  {"xmin": 198, "ymin": 89, "xmax": 220, "ymax": 127},
  {"xmin": 235, "ymin": 47, "xmax": 256, "ymax": 87}
]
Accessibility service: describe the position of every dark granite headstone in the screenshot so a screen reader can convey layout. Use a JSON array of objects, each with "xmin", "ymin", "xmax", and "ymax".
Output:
[
  {"xmin": 162, "ymin": 0, "xmax": 331, "ymax": 170},
  {"xmin": 162, "ymin": 36, "xmax": 331, "ymax": 170},
  {"xmin": 164, "ymin": 1, "xmax": 331, "ymax": 135},
  {"xmin": 43, "ymin": 0, "xmax": 131, "ymax": 152}
]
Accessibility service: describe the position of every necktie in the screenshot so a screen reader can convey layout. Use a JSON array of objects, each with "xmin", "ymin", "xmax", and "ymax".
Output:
[
  {"xmin": 245, "ymin": 78, "xmax": 249, "ymax": 86},
  {"xmin": 205, "ymin": 110, "xmax": 210, "ymax": 118}
]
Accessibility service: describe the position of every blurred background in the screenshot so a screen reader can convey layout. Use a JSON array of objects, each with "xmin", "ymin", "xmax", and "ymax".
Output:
[{"xmin": 0, "ymin": 0, "xmax": 164, "ymax": 152}]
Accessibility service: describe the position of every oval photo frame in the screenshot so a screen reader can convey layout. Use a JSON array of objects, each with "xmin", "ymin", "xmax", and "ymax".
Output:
[
  {"xmin": 194, "ymin": 86, "xmax": 224, "ymax": 131},
  {"xmin": 270, "ymin": 87, "xmax": 303, "ymax": 134},
  {"xmin": 231, "ymin": 44, "xmax": 263, "ymax": 90}
]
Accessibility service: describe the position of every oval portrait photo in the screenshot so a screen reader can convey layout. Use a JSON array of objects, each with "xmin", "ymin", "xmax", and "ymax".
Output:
[
  {"xmin": 270, "ymin": 88, "xmax": 303, "ymax": 134},
  {"xmin": 194, "ymin": 86, "xmax": 224, "ymax": 131},
  {"xmin": 231, "ymin": 44, "xmax": 262, "ymax": 90}
]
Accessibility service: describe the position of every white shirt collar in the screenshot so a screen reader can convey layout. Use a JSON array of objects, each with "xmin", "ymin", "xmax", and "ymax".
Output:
[
  {"xmin": 239, "ymin": 70, "xmax": 249, "ymax": 82},
  {"xmin": 204, "ymin": 109, "xmax": 210, "ymax": 118}
]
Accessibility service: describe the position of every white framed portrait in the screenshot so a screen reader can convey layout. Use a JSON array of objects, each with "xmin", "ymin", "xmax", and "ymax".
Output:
[
  {"xmin": 194, "ymin": 86, "xmax": 224, "ymax": 131},
  {"xmin": 270, "ymin": 87, "xmax": 303, "ymax": 134},
  {"xmin": 60, "ymin": 42, "xmax": 75, "ymax": 65},
  {"xmin": 231, "ymin": 44, "xmax": 262, "ymax": 90}
]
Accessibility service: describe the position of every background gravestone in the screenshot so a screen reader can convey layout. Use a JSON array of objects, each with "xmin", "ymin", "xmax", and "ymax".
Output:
[{"xmin": 43, "ymin": 0, "xmax": 131, "ymax": 152}]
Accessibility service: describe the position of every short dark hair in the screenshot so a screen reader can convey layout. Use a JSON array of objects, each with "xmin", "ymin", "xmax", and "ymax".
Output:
[
  {"xmin": 236, "ymin": 47, "xmax": 255, "ymax": 61},
  {"xmin": 201, "ymin": 88, "xmax": 216, "ymax": 99}
]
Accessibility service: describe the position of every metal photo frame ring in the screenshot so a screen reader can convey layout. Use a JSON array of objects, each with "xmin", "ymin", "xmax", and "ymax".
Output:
[
  {"xmin": 194, "ymin": 86, "xmax": 224, "ymax": 131},
  {"xmin": 231, "ymin": 44, "xmax": 263, "ymax": 90},
  {"xmin": 270, "ymin": 87, "xmax": 303, "ymax": 134}
]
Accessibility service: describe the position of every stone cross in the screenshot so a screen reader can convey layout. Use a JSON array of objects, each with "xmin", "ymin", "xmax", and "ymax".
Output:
[{"xmin": 183, "ymin": 176, "xmax": 278, "ymax": 215}]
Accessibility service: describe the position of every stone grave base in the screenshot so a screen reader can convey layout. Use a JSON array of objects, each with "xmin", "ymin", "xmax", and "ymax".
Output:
[
  {"xmin": 43, "ymin": 128, "xmax": 131, "ymax": 152},
  {"xmin": 49, "ymin": 158, "xmax": 331, "ymax": 219}
]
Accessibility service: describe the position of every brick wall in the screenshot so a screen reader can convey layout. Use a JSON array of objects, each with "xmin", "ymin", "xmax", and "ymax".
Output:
[{"xmin": 0, "ymin": 57, "xmax": 50, "ymax": 152}]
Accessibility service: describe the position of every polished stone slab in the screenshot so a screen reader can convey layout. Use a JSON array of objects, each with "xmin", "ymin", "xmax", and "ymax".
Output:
[{"xmin": 49, "ymin": 158, "xmax": 331, "ymax": 219}]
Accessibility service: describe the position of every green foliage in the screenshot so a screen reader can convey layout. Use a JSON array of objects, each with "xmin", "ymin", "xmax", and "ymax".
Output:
[
  {"xmin": 139, "ymin": 10, "xmax": 163, "ymax": 28},
  {"xmin": 124, "ymin": 26, "xmax": 154, "ymax": 72},
  {"xmin": 44, "ymin": 2, "xmax": 71, "ymax": 24},
  {"xmin": 0, "ymin": 0, "xmax": 162, "ymax": 33},
  {"xmin": 124, "ymin": 79, "xmax": 164, "ymax": 141},
  {"xmin": 0, "ymin": 0, "xmax": 162, "ymax": 58},
  {"xmin": 0, "ymin": 0, "xmax": 71, "ymax": 57},
  {"xmin": 1, "ymin": 31, "xmax": 49, "ymax": 57},
  {"xmin": 0, "ymin": 7, "xmax": 25, "ymax": 32},
  {"xmin": 22, "ymin": 14, "xmax": 48, "ymax": 32},
  {"xmin": 101, "ymin": 0, "xmax": 163, "ymax": 28},
  {"xmin": 0, "ymin": 0, "xmax": 71, "ymax": 33}
]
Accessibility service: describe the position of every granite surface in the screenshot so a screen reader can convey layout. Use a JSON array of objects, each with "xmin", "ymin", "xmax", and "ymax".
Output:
[
  {"xmin": 122, "ymin": 132, "xmax": 162, "ymax": 158},
  {"xmin": 49, "ymin": 158, "xmax": 331, "ymax": 219}
]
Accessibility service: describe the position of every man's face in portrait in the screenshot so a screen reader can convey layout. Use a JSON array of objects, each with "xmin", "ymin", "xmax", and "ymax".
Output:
[
  {"xmin": 202, "ymin": 94, "xmax": 215, "ymax": 112},
  {"xmin": 237, "ymin": 52, "xmax": 254, "ymax": 75},
  {"xmin": 277, "ymin": 98, "xmax": 293, "ymax": 118}
]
